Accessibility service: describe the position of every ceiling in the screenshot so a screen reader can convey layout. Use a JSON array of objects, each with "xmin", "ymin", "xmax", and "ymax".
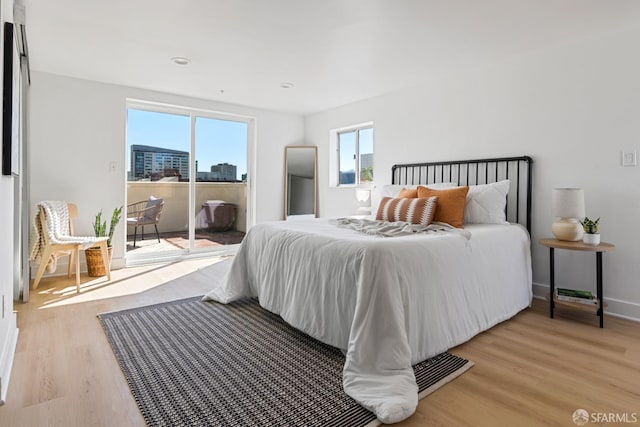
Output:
[{"xmin": 21, "ymin": 0, "xmax": 640, "ymax": 115}]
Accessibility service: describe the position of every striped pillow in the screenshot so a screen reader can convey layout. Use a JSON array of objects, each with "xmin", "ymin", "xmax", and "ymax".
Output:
[{"xmin": 376, "ymin": 196, "xmax": 438, "ymax": 225}]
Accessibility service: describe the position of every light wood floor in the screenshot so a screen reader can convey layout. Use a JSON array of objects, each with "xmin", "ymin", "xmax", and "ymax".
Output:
[{"xmin": 1, "ymin": 258, "xmax": 638, "ymax": 427}]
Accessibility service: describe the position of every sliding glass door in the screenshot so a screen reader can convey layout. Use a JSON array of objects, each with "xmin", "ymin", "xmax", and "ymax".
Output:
[
  {"xmin": 194, "ymin": 116, "xmax": 248, "ymax": 250},
  {"xmin": 125, "ymin": 102, "xmax": 252, "ymax": 264}
]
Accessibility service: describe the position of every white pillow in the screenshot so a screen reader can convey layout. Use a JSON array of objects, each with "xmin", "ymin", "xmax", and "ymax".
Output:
[
  {"xmin": 463, "ymin": 180, "xmax": 510, "ymax": 224},
  {"xmin": 371, "ymin": 182, "xmax": 457, "ymax": 215}
]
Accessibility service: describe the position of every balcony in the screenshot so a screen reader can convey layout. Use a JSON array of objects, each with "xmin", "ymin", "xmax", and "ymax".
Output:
[{"xmin": 126, "ymin": 181, "xmax": 246, "ymax": 254}]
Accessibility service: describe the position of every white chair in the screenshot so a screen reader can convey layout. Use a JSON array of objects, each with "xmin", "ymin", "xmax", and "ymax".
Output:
[{"xmin": 31, "ymin": 202, "xmax": 111, "ymax": 292}]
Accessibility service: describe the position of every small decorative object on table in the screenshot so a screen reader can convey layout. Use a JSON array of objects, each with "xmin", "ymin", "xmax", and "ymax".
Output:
[
  {"xmin": 580, "ymin": 217, "xmax": 600, "ymax": 245},
  {"xmin": 551, "ymin": 188, "xmax": 585, "ymax": 241},
  {"xmin": 86, "ymin": 207, "xmax": 123, "ymax": 277},
  {"xmin": 355, "ymin": 188, "xmax": 371, "ymax": 216}
]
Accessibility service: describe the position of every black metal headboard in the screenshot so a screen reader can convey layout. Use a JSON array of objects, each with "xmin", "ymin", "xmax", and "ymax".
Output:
[{"xmin": 392, "ymin": 156, "xmax": 533, "ymax": 233}]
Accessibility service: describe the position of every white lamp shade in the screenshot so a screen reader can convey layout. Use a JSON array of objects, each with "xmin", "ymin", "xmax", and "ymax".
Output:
[
  {"xmin": 552, "ymin": 188, "xmax": 585, "ymax": 218},
  {"xmin": 355, "ymin": 189, "xmax": 371, "ymax": 203}
]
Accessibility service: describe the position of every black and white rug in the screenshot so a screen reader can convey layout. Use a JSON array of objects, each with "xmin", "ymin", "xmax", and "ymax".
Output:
[{"xmin": 99, "ymin": 297, "xmax": 472, "ymax": 427}]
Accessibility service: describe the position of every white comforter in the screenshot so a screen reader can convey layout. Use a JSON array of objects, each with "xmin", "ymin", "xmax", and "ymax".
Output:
[{"xmin": 203, "ymin": 218, "xmax": 532, "ymax": 423}]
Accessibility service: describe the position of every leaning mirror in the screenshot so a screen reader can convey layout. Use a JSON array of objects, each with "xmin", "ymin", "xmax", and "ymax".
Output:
[{"xmin": 284, "ymin": 146, "xmax": 317, "ymax": 219}]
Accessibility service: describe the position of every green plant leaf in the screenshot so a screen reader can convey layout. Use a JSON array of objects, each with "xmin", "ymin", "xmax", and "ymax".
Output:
[{"xmin": 94, "ymin": 207, "xmax": 123, "ymax": 246}]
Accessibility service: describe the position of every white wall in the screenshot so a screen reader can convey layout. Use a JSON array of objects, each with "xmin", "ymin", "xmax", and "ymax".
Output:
[
  {"xmin": 0, "ymin": 173, "xmax": 18, "ymax": 404},
  {"xmin": 0, "ymin": 0, "xmax": 19, "ymax": 405},
  {"xmin": 305, "ymin": 24, "xmax": 640, "ymax": 320},
  {"xmin": 29, "ymin": 72, "xmax": 304, "ymax": 270}
]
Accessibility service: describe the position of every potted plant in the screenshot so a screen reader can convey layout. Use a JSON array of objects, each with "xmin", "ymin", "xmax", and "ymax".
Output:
[
  {"xmin": 86, "ymin": 206, "xmax": 123, "ymax": 277},
  {"xmin": 580, "ymin": 217, "xmax": 600, "ymax": 245}
]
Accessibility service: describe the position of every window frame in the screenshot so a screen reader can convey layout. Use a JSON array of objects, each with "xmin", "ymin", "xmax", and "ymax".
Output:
[{"xmin": 332, "ymin": 122, "xmax": 374, "ymax": 188}]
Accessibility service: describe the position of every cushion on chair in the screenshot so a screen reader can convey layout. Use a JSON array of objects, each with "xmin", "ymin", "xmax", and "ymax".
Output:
[
  {"xmin": 146, "ymin": 196, "xmax": 162, "ymax": 208},
  {"xmin": 142, "ymin": 196, "xmax": 163, "ymax": 221}
]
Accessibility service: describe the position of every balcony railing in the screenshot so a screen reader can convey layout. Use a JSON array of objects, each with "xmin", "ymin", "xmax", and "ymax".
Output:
[{"xmin": 127, "ymin": 182, "xmax": 247, "ymax": 238}]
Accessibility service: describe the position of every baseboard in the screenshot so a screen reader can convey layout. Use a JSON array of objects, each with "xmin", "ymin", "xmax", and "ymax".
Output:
[
  {"xmin": 29, "ymin": 256, "xmax": 125, "ymax": 279},
  {"xmin": 533, "ymin": 282, "xmax": 640, "ymax": 323},
  {"xmin": 0, "ymin": 316, "xmax": 19, "ymax": 405}
]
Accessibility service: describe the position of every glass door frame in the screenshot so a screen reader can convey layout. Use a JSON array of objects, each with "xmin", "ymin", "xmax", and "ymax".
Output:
[{"xmin": 125, "ymin": 99, "xmax": 256, "ymax": 265}]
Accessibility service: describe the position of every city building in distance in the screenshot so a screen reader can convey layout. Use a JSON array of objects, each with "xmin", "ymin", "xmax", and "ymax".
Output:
[
  {"xmin": 210, "ymin": 163, "xmax": 237, "ymax": 181},
  {"xmin": 130, "ymin": 144, "xmax": 189, "ymax": 181},
  {"xmin": 196, "ymin": 162, "xmax": 240, "ymax": 181}
]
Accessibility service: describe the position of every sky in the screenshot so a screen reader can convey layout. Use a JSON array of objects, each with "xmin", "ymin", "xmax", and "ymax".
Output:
[{"xmin": 127, "ymin": 109, "xmax": 248, "ymax": 179}]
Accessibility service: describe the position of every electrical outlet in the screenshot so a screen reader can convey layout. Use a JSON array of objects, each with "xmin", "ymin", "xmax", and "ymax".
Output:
[{"xmin": 622, "ymin": 151, "xmax": 637, "ymax": 167}]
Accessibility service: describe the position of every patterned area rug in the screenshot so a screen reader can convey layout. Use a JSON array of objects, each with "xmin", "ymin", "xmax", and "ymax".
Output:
[{"xmin": 99, "ymin": 297, "xmax": 473, "ymax": 427}]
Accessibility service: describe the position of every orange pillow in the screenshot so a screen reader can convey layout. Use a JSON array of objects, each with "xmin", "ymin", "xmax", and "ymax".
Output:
[
  {"xmin": 397, "ymin": 188, "xmax": 418, "ymax": 198},
  {"xmin": 416, "ymin": 186, "xmax": 469, "ymax": 228},
  {"xmin": 376, "ymin": 196, "xmax": 438, "ymax": 226}
]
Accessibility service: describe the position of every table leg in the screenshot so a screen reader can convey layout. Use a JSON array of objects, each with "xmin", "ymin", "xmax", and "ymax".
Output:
[
  {"xmin": 596, "ymin": 252, "xmax": 603, "ymax": 328},
  {"xmin": 549, "ymin": 247, "xmax": 555, "ymax": 319}
]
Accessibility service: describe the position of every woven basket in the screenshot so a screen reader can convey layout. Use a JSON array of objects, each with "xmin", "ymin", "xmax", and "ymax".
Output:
[{"xmin": 85, "ymin": 246, "xmax": 113, "ymax": 277}]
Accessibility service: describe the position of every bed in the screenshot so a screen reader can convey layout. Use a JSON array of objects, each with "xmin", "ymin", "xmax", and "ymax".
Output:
[{"xmin": 204, "ymin": 156, "xmax": 533, "ymax": 424}]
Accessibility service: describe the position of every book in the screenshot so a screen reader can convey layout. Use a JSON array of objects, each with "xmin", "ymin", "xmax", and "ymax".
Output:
[
  {"xmin": 555, "ymin": 293, "xmax": 598, "ymax": 305},
  {"xmin": 556, "ymin": 288, "xmax": 593, "ymax": 299}
]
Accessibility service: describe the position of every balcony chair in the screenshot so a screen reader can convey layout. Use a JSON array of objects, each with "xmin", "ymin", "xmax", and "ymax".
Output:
[
  {"xmin": 127, "ymin": 196, "xmax": 164, "ymax": 247},
  {"xmin": 31, "ymin": 201, "xmax": 111, "ymax": 292}
]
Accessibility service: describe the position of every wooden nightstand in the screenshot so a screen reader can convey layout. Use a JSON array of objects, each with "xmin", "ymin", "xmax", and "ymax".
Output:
[{"xmin": 539, "ymin": 238, "xmax": 614, "ymax": 328}]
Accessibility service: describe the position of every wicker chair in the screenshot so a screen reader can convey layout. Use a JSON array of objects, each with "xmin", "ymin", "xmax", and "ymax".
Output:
[{"xmin": 127, "ymin": 197, "xmax": 164, "ymax": 247}]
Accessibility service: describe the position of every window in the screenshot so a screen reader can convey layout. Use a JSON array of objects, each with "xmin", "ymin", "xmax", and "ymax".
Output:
[{"xmin": 337, "ymin": 125, "xmax": 374, "ymax": 185}]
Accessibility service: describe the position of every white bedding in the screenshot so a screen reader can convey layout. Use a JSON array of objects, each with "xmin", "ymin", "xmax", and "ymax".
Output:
[{"xmin": 203, "ymin": 218, "xmax": 532, "ymax": 423}]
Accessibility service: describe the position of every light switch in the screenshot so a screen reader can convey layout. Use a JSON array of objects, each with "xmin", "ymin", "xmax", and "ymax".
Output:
[
  {"xmin": 622, "ymin": 151, "xmax": 637, "ymax": 167},
  {"xmin": 109, "ymin": 161, "xmax": 118, "ymax": 172}
]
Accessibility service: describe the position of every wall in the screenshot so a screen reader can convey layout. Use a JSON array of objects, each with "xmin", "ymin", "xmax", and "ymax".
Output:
[
  {"xmin": 29, "ymin": 71, "xmax": 304, "ymax": 271},
  {"xmin": 0, "ymin": 0, "xmax": 19, "ymax": 405},
  {"xmin": 0, "ymin": 172, "xmax": 18, "ymax": 404},
  {"xmin": 305, "ymin": 23, "xmax": 640, "ymax": 321}
]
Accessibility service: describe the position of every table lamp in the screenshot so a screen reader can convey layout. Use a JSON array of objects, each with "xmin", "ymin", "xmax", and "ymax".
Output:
[
  {"xmin": 551, "ymin": 188, "xmax": 585, "ymax": 241},
  {"xmin": 355, "ymin": 189, "xmax": 371, "ymax": 215}
]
